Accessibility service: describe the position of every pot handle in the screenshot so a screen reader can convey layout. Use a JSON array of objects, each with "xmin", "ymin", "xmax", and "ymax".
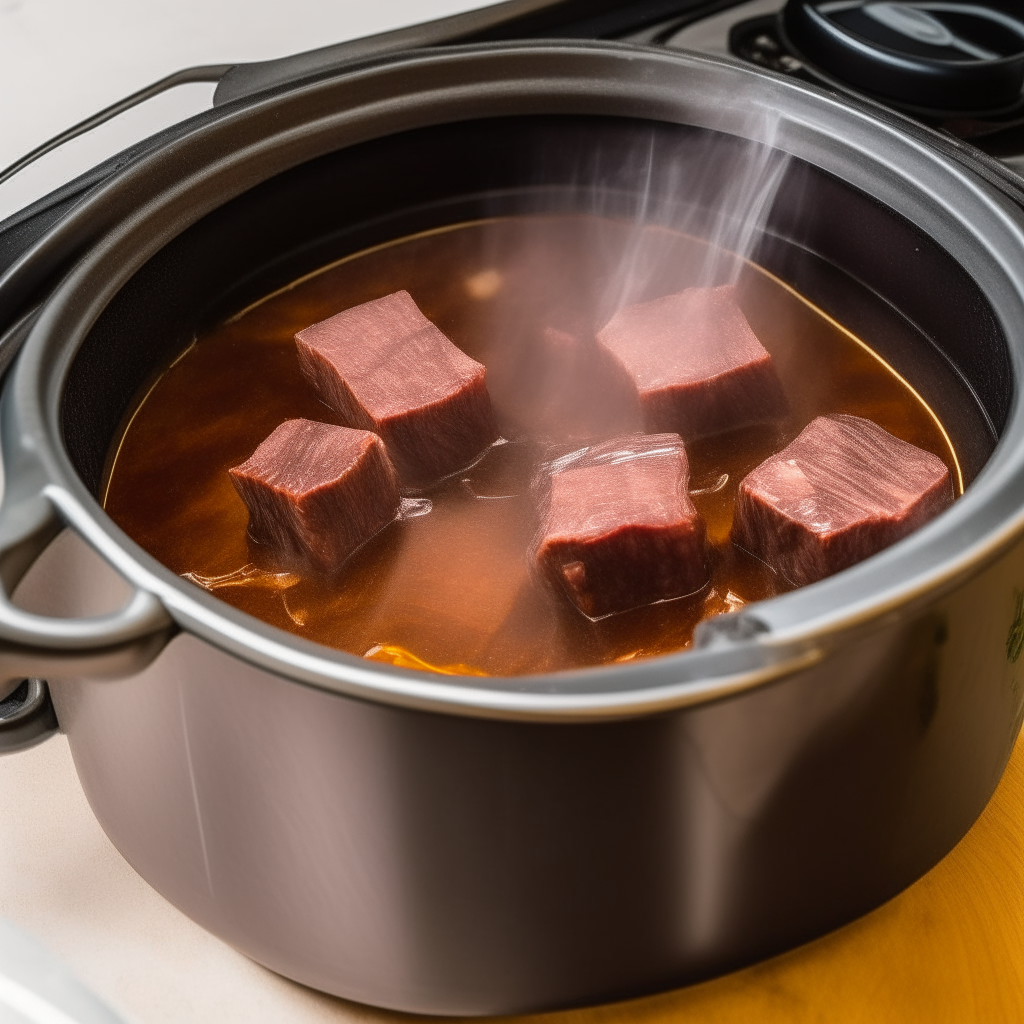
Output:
[
  {"xmin": 0, "ymin": 65, "xmax": 231, "ymax": 193},
  {"xmin": 0, "ymin": 0, "xmax": 563, "ymax": 192},
  {"xmin": 0, "ymin": 486, "xmax": 174, "ymax": 700},
  {"xmin": 0, "ymin": 1, "xmax": 679, "ymax": 196}
]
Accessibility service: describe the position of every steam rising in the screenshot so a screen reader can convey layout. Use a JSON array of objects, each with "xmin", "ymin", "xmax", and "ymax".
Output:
[
  {"xmin": 592, "ymin": 113, "xmax": 791, "ymax": 315},
  {"xmin": 471, "ymin": 114, "xmax": 794, "ymax": 444},
  {"xmin": 333, "ymin": 119, "xmax": 796, "ymax": 667}
]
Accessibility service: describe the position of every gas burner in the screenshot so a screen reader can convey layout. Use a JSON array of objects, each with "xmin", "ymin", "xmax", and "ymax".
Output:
[
  {"xmin": 781, "ymin": 1, "xmax": 1024, "ymax": 113},
  {"xmin": 721, "ymin": 2, "xmax": 1024, "ymax": 158}
]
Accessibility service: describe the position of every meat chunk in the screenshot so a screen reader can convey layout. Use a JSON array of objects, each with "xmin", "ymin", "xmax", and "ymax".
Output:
[
  {"xmin": 295, "ymin": 290, "xmax": 498, "ymax": 486},
  {"xmin": 534, "ymin": 434, "xmax": 708, "ymax": 618},
  {"xmin": 596, "ymin": 284, "xmax": 786, "ymax": 439},
  {"xmin": 731, "ymin": 414, "xmax": 954, "ymax": 587},
  {"xmin": 229, "ymin": 419, "xmax": 400, "ymax": 573}
]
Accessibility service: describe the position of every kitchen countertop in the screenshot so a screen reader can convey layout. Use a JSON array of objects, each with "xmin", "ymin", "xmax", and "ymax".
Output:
[{"xmin": 1, "ymin": 727, "xmax": 1020, "ymax": 1023}]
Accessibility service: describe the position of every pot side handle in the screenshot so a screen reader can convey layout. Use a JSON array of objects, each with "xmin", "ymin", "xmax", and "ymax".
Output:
[
  {"xmin": 0, "ymin": 486, "xmax": 174, "ymax": 737},
  {"xmin": 0, "ymin": 66, "xmax": 231, "ymax": 196},
  {"xmin": 0, "ymin": 1, "xmax": 581, "ymax": 199}
]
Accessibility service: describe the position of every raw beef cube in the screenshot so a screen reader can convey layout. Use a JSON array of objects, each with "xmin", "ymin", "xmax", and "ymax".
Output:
[
  {"xmin": 731, "ymin": 414, "xmax": 954, "ymax": 587},
  {"xmin": 596, "ymin": 284, "xmax": 786, "ymax": 439},
  {"xmin": 229, "ymin": 418, "xmax": 400, "ymax": 573},
  {"xmin": 295, "ymin": 290, "xmax": 498, "ymax": 486},
  {"xmin": 534, "ymin": 434, "xmax": 708, "ymax": 618}
]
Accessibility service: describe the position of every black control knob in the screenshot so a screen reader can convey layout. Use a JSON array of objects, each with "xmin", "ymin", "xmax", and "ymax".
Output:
[{"xmin": 780, "ymin": 1, "xmax": 1024, "ymax": 114}]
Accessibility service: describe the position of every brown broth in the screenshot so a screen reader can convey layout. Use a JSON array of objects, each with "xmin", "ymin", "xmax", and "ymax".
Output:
[{"xmin": 102, "ymin": 215, "xmax": 960, "ymax": 677}]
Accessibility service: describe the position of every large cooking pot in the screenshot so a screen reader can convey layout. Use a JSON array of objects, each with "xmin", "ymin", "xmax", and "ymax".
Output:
[{"xmin": 1, "ymin": 31, "xmax": 1024, "ymax": 1017}]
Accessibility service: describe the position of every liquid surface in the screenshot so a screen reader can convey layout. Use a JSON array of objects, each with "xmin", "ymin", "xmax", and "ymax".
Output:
[{"xmin": 103, "ymin": 216, "xmax": 958, "ymax": 677}]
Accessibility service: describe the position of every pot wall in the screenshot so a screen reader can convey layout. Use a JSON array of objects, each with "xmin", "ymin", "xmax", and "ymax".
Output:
[{"xmin": 15, "ymin": 529, "xmax": 1023, "ymax": 1014}]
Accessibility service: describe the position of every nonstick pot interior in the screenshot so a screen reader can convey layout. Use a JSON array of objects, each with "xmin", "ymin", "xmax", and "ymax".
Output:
[{"xmin": 63, "ymin": 114, "xmax": 1001, "ymax": 502}]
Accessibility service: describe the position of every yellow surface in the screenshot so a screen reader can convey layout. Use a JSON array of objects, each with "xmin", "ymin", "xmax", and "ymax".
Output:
[{"xmin": 503, "ymin": 729, "xmax": 1024, "ymax": 1024}]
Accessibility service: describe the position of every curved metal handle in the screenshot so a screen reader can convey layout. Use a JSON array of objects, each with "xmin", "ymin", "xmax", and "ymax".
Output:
[
  {"xmin": 0, "ymin": 487, "xmax": 174, "ymax": 694},
  {"xmin": 0, "ymin": 65, "xmax": 231, "ymax": 192}
]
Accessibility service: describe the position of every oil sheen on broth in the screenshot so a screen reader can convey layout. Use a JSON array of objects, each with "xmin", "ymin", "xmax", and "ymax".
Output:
[{"xmin": 102, "ymin": 216, "xmax": 959, "ymax": 677}]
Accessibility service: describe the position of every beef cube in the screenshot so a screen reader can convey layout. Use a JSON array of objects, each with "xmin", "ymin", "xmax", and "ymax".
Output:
[
  {"xmin": 295, "ymin": 290, "xmax": 498, "ymax": 486},
  {"xmin": 229, "ymin": 419, "xmax": 400, "ymax": 573},
  {"xmin": 534, "ymin": 434, "xmax": 708, "ymax": 618},
  {"xmin": 596, "ymin": 284, "xmax": 786, "ymax": 439},
  {"xmin": 731, "ymin": 414, "xmax": 954, "ymax": 587}
]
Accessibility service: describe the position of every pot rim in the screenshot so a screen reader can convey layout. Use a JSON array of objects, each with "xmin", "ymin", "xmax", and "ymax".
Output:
[{"xmin": 4, "ymin": 39, "xmax": 1024, "ymax": 720}]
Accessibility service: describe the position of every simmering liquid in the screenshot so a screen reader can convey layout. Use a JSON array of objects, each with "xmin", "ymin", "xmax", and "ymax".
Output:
[{"xmin": 103, "ymin": 216, "xmax": 959, "ymax": 676}]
